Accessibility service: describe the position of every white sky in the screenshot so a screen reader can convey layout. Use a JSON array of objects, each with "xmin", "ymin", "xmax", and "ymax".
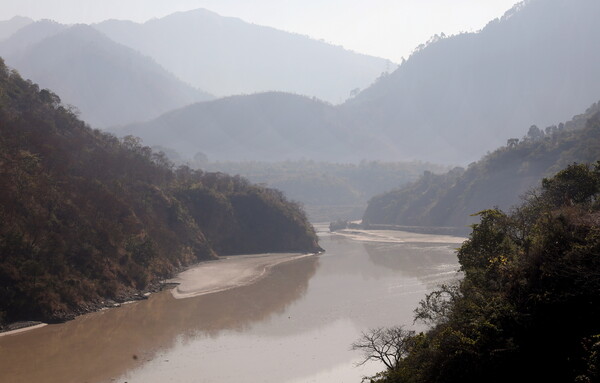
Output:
[{"xmin": 0, "ymin": 0, "xmax": 520, "ymax": 62}]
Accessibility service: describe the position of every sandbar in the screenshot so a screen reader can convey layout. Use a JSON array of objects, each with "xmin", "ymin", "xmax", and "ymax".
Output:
[
  {"xmin": 333, "ymin": 229, "xmax": 466, "ymax": 244},
  {"xmin": 0, "ymin": 323, "xmax": 47, "ymax": 337},
  {"xmin": 169, "ymin": 253, "xmax": 317, "ymax": 299}
]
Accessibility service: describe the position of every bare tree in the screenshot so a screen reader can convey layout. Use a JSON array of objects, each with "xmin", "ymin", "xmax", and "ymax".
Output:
[{"xmin": 351, "ymin": 326, "xmax": 415, "ymax": 370}]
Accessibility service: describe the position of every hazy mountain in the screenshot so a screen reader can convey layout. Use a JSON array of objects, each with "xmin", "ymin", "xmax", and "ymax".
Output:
[
  {"xmin": 0, "ymin": 16, "xmax": 33, "ymax": 41},
  {"xmin": 94, "ymin": 8, "xmax": 394, "ymax": 104},
  {"xmin": 362, "ymin": 100, "xmax": 600, "ymax": 228},
  {"xmin": 114, "ymin": 92, "xmax": 396, "ymax": 162},
  {"xmin": 114, "ymin": 0, "xmax": 600, "ymax": 166},
  {"xmin": 0, "ymin": 23, "xmax": 213, "ymax": 127},
  {"xmin": 344, "ymin": 0, "xmax": 600, "ymax": 164},
  {"xmin": 0, "ymin": 19, "xmax": 66, "ymax": 58}
]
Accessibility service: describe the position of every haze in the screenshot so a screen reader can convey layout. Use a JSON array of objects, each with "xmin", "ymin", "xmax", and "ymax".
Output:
[{"xmin": 0, "ymin": 0, "xmax": 519, "ymax": 62}]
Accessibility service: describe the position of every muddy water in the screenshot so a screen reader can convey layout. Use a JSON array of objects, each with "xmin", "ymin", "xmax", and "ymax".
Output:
[{"xmin": 0, "ymin": 230, "xmax": 463, "ymax": 383}]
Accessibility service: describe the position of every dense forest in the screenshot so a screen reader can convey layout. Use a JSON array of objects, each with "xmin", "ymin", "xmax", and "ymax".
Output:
[
  {"xmin": 361, "ymin": 162, "xmax": 600, "ymax": 382},
  {"xmin": 0, "ymin": 59, "xmax": 320, "ymax": 327},
  {"xmin": 363, "ymin": 101, "xmax": 600, "ymax": 228}
]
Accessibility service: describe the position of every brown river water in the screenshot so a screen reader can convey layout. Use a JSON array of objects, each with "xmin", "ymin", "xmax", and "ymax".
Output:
[{"xmin": 0, "ymin": 228, "xmax": 464, "ymax": 383}]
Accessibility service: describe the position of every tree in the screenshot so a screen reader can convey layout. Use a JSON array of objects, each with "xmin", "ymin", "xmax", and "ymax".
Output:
[
  {"xmin": 506, "ymin": 138, "xmax": 519, "ymax": 148},
  {"xmin": 541, "ymin": 162, "xmax": 599, "ymax": 206},
  {"xmin": 526, "ymin": 125, "xmax": 544, "ymax": 141},
  {"xmin": 351, "ymin": 326, "xmax": 416, "ymax": 370}
]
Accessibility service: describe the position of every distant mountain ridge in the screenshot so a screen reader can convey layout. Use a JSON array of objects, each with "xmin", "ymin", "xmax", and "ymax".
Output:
[
  {"xmin": 118, "ymin": 0, "xmax": 600, "ymax": 165},
  {"xmin": 114, "ymin": 92, "xmax": 393, "ymax": 162},
  {"xmin": 0, "ymin": 22, "xmax": 213, "ymax": 127},
  {"xmin": 95, "ymin": 8, "xmax": 395, "ymax": 104},
  {"xmin": 0, "ymin": 16, "xmax": 33, "ymax": 41}
]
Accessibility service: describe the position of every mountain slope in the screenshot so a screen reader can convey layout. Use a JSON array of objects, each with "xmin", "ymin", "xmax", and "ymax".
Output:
[
  {"xmin": 95, "ymin": 8, "xmax": 394, "ymax": 104},
  {"xmin": 0, "ymin": 60, "xmax": 319, "ymax": 326},
  {"xmin": 0, "ymin": 23, "xmax": 213, "ymax": 127},
  {"xmin": 344, "ymin": 0, "xmax": 600, "ymax": 164},
  {"xmin": 363, "ymin": 101, "xmax": 600, "ymax": 228},
  {"xmin": 114, "ymin": 92, "xmax": 396, "ymax": 162}
]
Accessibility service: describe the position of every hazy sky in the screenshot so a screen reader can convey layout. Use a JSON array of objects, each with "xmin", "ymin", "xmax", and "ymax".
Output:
[{"xmin": 0, "ymin": 0, "xmax": 519, "ymax": 62}]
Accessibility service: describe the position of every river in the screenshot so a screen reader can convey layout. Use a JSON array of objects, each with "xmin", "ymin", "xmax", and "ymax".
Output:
[{"xmin": 0, "ymin": 227, "xmax": 464, "ymax": 383}]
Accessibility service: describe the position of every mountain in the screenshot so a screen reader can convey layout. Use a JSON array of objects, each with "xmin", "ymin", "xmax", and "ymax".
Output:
[
  {"xmin": 362, "ymin": 100, "xmax": 600, "ymax": 229},
  {"xmin": 115, "ymin": 0, "xmax": 600, "ymax": 166},
  {"xmin": 0, "ymin": 16, "xmax": 33, "ymax": 41},
  {"xmin": 0, "ymin": 23, "xmax": 213, "ymax": 127},
  {"xmin": 344, "ymin": 0, "xmax": 600, "ymax": 164},
  {"xmin": 94, "ymin": 8, "xmax": 395, "ymax": 104},
  {"xmin": 0, "ymin": 60, "xmax": 319, "ymax": 326},
  {"xmin": 114, "ymin": 92, "xmax": 396, "ymax": 162},
  {"xmin": 0, "ymin": 19, "xmax": 65, "ymax": 58}
]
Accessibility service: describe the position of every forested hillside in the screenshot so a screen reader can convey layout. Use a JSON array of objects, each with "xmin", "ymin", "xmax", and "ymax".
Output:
[
  {"xmin": 363, "ymin": 101, "xmax": 600, "ymax": 228},
  {"xmin": 114, "ymin": 92, "xmax": 385, "ymax": 162},
  {"xmin": 344, "ymin": 0, "xmax": 600, "ymax": 164},
  {"xmin": 0, "ymin": 22, "xmax": 212, "ymax": 127},
  {"xmin": 364, "ymin": 162, "xmax": 600, "ymax": 382},
  {"xmin": 0, "ymin": 60, "xmax": 319, "ymax": 327},
  {"xmin": 201, "ymin": 160, "xmax": 449, "ymax": 221}
]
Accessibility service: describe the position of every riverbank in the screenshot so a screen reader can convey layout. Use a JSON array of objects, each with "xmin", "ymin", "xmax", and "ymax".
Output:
[
  {"xmin": 169, "ymin": 252, "xmax": 318, "ymax": 299},
  {"xmin": 332, "ymin": 228, "xmax": 466, "ymax": 244},
  {"xmin": 0, "ymin": 252, "xmax": 319, "ymax": 335}
]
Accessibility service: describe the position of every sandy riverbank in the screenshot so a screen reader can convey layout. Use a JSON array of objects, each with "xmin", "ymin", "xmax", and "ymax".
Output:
[
  {"xmin": 168, "ymin": 252, "xmax": 318, "ymax": 299},
  {"xmin": 333, "ymin": 228, "xmax": 467, "ymax": 244},
  {"xmin": 0, "ymin": 323, "xmax": 47, "ymax": 337}
]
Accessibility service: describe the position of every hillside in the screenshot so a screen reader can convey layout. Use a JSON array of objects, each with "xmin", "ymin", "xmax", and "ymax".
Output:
[
  {"xmin": 201, "ymin": 160, "xmax": 449, "ymax": 222},
  {"xmin": 114, "ymin": 92, "xmax": 394, "ymax": 162},
  {"xmin": 0, "ymin": 22, "xmax": 212, "ymax": 127},
  {"xmin": 344, "ymin": 0, "xmax": 600, "ymax": 164},
  {"xmin": 95, "ymin": 8, "xmax": 394, "ymax": 104},
  {"xmin": 368, "ymin": 162, "xmax": 600, "ymax": 382},
  {"xmin": 363, "ymin": 101, "xmax": 600, "ymax": 228},
  {"xmin": 0, "ymin": 60, "xmax": 319, "ymax": 327}
]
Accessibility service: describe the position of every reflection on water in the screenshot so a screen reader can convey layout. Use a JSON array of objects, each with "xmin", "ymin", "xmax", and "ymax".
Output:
[
  {"xmin": 0, "ymin": 257, "xmax": 318, "ymax": 383},
  {"xmin": 0, "ymin": 231, "xmax": 461, "ymax": 383},
  {"xmin": 363, "ymin": 241, "xmax": 462, "ymax": 289}
]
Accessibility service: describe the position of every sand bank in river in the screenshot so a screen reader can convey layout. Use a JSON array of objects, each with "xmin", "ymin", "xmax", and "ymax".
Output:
[
  {"xmin": 333, "ymin": 229, "xmax": 466, "ymax": 244},
  {"xmin": 168, "ymin": 253, "xmax": 317, "ymax": 299}
]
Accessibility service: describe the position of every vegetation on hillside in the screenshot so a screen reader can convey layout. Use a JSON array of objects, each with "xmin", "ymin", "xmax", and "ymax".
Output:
[
  {"xmin": 359, "ymin": 162, "xmax": 600, "ymax": 382},
  {"xmin": 363, "ymin": 102, "xmax": 600, "ymax": 228},
  {"xmin": 344, "ymin": 0, "xmax": 600, "ymax": 163},
  {"xmin": 200, "ymin": 160, "xmax": 449, "ymax": 221},
  {"xmin": 0, "ymin": 59, "xmax": 320, "ymax": 327}
]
